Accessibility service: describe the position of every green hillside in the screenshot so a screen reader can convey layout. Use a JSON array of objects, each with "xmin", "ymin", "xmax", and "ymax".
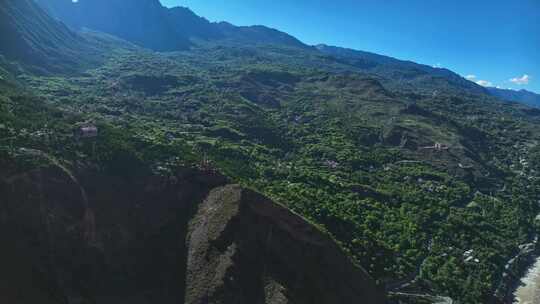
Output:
[
  {"xmin": 4, "ymin": 43, "xmax": 538, "ymax": 303},
  {"xmin": 2, "ymin": 1, "xmax": 540, "ymax": 303}
]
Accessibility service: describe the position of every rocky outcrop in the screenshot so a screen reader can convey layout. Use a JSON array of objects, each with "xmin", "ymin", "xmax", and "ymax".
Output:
[
  {"xmin": 0, "ymin": 165, "xmax": 385, "ymax": 304},
  {"xmin": 186, "ymin": 185, "xmax": 385, "ymax": 304}
]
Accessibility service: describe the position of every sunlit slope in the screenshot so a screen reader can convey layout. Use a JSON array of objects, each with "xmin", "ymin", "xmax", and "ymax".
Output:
[{"xmin": 2, "ymin": 0, "xmax": 540, "ymax": 303}]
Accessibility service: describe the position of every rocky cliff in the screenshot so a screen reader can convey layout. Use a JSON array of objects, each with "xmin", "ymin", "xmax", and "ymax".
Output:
[{"xmin": 0, "ymin": 163, "xmax": 385, "ymax": 303}]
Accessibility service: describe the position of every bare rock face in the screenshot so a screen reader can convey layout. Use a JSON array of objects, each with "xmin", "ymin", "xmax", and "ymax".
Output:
[
  {"xmin": 0, "ymin": 167, "xmax": 384, "ymax": 304},
  {"xmin": 186, "ymin": 185, "xmax": 385, "ymax": 304}
]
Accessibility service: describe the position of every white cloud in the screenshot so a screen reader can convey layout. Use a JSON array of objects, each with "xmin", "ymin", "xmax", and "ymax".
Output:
[
  {"xmin": 465, "ymin": 74, "xmax": 495, "ymax": 87},
  {"xmin": 433, "ymin": 63, "xmax": 442, "ymax": 68},
  {"xmin": 475, "ymin": 80, "xmax": 493, "ymax": 87},
  {"xmin": 509, "ymin": 74, "xmax": 530, "ymax": 85},
  {"xmin": 466, "ymin": 74, "xmax": 494, "ymax": 87}
]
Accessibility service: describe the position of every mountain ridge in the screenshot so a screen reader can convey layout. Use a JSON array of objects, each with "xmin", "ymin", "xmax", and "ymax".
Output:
[
  {"xmin": 33, "ymin": 0, "xmax": 536, "ymax": 107},
  {"xmin": 315, "ymin": 44, "xmax": 488, "ymax": 95},
  {"xmin": 487, "ymin": 87, "xmax": 540, "ymax": 108},
  {"xmin": 34, "ymin": 0, "xmax": 307, "ymax": 51}
]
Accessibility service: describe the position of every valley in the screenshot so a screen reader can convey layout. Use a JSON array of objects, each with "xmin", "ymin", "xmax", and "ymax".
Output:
[{"xmin": 1, "ymin": 0, "xmax": 540, "ymax": 303}]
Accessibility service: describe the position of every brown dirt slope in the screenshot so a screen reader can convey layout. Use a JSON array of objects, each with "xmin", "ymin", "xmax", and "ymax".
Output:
[{"xmin": 0, "ymin": 166, "xmax": 384, "ymax": 303}]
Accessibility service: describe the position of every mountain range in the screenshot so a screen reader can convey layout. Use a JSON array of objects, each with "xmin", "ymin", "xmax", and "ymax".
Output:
[
  {"xmin": 34, "ymin": 0, "xmax": 306, "ymax": 51},
  {"xmin": 33, "ymin": 0, "xmax": 540, "ymax": 104},
  {"xmin": 487, "ymin": 87, "xmax": 540, "ymax": 108},
  {"xmin": 16, "ymin": 0, "xmax": 540, "ymax": 104},
  {"xmin": 1, "ymin": 0, "xmax": 540, "ymax": 303}
]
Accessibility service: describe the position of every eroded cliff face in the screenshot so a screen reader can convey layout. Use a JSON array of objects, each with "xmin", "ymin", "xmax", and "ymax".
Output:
[
  {"xmin": 186, "ymin": 185, "xmax": 385, "ymax": 304},
  {"xmin": 0, "ymin": 165, "xmax": 384, "ymax": 304}
]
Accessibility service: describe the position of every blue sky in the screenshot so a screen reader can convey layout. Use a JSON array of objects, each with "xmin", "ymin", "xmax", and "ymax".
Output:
[{"xmin": 160, "ymin": 0, "xmax": 540, "ymax": 93}]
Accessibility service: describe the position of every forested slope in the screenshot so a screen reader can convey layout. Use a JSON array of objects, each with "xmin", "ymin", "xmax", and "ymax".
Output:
[{"xmin": 2, "ymin": 0, "xmax": 540, "ymax": 303}]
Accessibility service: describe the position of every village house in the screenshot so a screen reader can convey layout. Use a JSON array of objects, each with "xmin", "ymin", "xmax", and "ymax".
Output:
[
  {"xmin": 421, "ymin": 142, "xmax": 449, "ymax": 151},
  {"xmin": 74, "ymin": 123, "xmax": 98, "ymax": 139}
]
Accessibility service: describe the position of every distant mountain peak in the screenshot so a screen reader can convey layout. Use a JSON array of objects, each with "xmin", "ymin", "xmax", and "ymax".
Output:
[
  {"xmin": 34, "ymin": 0, "xmax": 308, "ymax": 51},
  {"xmin": 487, "ymin": 86, "xmax": 540, "ymax": 108}
]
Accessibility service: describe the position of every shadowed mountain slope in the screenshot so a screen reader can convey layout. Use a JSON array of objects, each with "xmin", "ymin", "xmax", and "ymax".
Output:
[
  {"xmin": 35, "ymin": 0, "xmax": 306, "ymax": 51},
  {"xmin": 0, "ymin": 0, "xmax": 87, "ymax": 73},
  {"xmin": 0, "ymin": 0, "xmax": 135, "ymax": 75},
  {"xmin": 36, "ymin": 0, "xmax": 192, "ymax": 51},
  {"xmin": 0, "ymin": 156, "xmax": 385, "ymax": 304}
]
